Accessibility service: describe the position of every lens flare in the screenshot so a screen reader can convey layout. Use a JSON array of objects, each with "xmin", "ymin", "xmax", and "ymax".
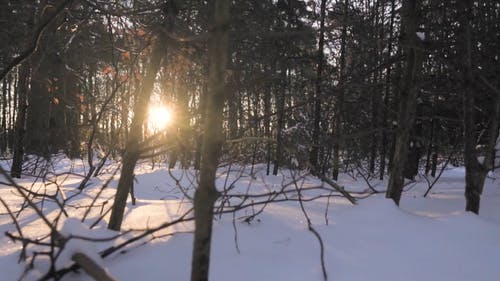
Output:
[{"xmin": 147, "ymin": 106, "xmax": 173, "ymax": 131}]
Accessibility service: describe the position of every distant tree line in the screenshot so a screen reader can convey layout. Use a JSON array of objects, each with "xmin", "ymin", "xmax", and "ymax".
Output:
[{"xmin": 1, "ymin": 0, "xmax": 499, "ymax": 202}]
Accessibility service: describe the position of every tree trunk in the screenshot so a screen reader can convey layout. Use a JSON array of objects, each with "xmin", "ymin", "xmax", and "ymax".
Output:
[
  {"xmin": 309, "ymin": 0, "xmax": 326, "ymax": 172},
  {"xmin": 273, "ymin": 66, "xmax": 286, "ymax": 176},
  {"xmin": 179, "ymin": 79, "xmax": 192, "ymax": 167},
  {"xmin": 108, "ymin": 42, "xmax": 165, "ymax": 231},
  {"xmin": 461, "ymin": 0, "xmax": 500, "ymax": 213},
  {"xmin": 11, "ymin": 63, "xmax": 30, "ymax": 178},
  {"xmin": 264, "ymin": 68, "xmax": 272, "ymax": 175},
  {"xmin": 26, "ymin": 56, "xmax": 50, "ymax": 157},
  {"xmin": 424, "ymin": 112, "xmax": 435, "ymax": 176},
  {"xmin": 190, "ymin": 0, "xmax": 229, "ymax": 280},
  {"xmin": 64, "ymin": 69, "xmax": 81, "ymax": 158},
  {"xmin": 386, "ymin": 0, "xmax": 422, "ymax": 205},
  {"xmin": 194, "ymin": 64, "xmax": 209, "ymax": 171},
  {"xmin": 369, "ymin": 0, "xmax": 382, "ymax": 176},
  {"xmin": 460, "ymin": 0, "xmax": 480, "ymax": 214},
  {"xmin": 379, "ymin": 0, "xmax": 396, "ymax": 180},
  {"xmin": 2, "ymin": 77, "xmax": 7, "ymax": 154},
  {"xmin": 9, "ymin": 73, "xmax": 17, "ymax": 150},
  {"xmin": 404, "ymin": 103, "xmax": 423, "ymax": 180},
  {"xmin": 333, "ymin": 0, "xmax": 349, "ymax": 180},
  {"xmin": 25, "ymin": 2, "xmax": 65, "ymax": 157}
]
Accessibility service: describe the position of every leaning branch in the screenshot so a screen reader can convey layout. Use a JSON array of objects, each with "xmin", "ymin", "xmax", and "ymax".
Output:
[
  {"xmin": 307, "ymin": 163, "xmax": 357, "ymax": 204},
  {"xmin": 71, "ymin": 253, "xmax": 116, "ymax": 281},
  {"xmin": 291, "ymin": 171, "xmax": 328, "ymax": 281}
]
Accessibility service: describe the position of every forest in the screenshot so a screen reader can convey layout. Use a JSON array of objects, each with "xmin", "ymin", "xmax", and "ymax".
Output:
[{"xmin": 0, "ymin": 0, "xmax": 499, "ymax": 280}]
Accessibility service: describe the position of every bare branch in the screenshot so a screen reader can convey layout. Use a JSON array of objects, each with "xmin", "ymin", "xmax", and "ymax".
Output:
[
  {"xmin": 0, "ymin": 0, "xmax": 74, "ymax": 81},
  {"xmin": 71, "ymin": 253, "xmax": 116, "ymax": 281}
]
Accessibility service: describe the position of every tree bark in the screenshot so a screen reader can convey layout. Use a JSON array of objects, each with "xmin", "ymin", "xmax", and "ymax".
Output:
[
  {"xmin": 386, "ymin": 0, "xmax": 422, "ymax": 205},
  {"xmin": 190, "ymin": 0, "xmax": 229, "ymax": 280},
  {"xmin": 264, "ymin": 67, "xmax": 272, "ymax": 175},
  {"xmin": 1, "ymin": 77, "xmax": 7, "ymax": 154},
  {"xmin": 26, "ymin": 55, "xmax": 50, "ymax": 157},
  {"xmin": 460, "ymin": 0, "xmax": 500, "ymax": 214},
  {"xmin": 460, "ymin": 0, "xmax": 480, "ymax": 214},
  {"xmin": 11, "ymin": 63, "xmax": 29, "ymax": 178},
  {"xmin": 273, "ymin": 66, "xmax": 286, "ymax": 176}
]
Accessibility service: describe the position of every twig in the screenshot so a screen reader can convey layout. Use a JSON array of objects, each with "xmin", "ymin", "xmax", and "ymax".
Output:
[
  {"xmin": 232, "ymin": 211, "xmax": 241, "ymax": 254},
  {"xmin": 291, "ymin": 171, "xmax": 328, "ymax": 281},
  {"xmin": 0, "ymin": 167, "xmax": 56, "ymax": 233},
  {"xmin": 423, "ymin": 146, "xmax": 458, "ymax": 197},
  {"xmin": 82, "ymin": 168, "xmax": 119, "ymax": 222},
  {"xmin": 355, "ymin": 164, "xmax": 380, "ymax": 193},
  {"xmin": 308, "ymin": 163, "xmax": 357, "ymax": 204}
]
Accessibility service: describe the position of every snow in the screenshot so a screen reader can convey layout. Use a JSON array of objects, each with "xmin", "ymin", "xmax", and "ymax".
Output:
[
  {"xmin": 416, "ymin": 32, "xmax": 425, "ymax": 40},
  {"xmin": 56, "ymin": 218, "xmax": 104, "ymax": 270},
  {"xmin": 0, "ymin": 160, "xmax": 499, "ymax": 281},
  {"xmin": 478, "ymin": 155, "xmax": 485, "ymax": 165}
]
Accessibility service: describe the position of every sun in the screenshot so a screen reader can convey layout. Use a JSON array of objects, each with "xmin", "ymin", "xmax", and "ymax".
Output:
[{"xmin": 147, "ymin": 105, "xmax": 173, "ymax": 131}]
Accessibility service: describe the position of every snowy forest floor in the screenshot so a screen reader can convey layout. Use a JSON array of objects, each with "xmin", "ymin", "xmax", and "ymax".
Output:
[{"xmin": 0, "ymin": 157, "xmax": 499, "ymax": 281}]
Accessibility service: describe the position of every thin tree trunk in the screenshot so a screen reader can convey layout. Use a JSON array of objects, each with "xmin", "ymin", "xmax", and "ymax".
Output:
[
  {"xmin": 264, "ymin": 69, "xmax": 272, "ymax": 175},
  {"xmin": 10, "ymin": 72, "xmax": 17, "ymax": 150},
  {"xmin": 178, "ymin": 82, "xmax": 190, "ymax": 169},
  {"xmin": 11, "ymin": 64, "xmax": 29, "ymax": 178},
  {"xmin": 194, "ymin": 64, "xmax": 209, "ymax": 171},
  {"xmin": 65, "ymin": 70, "xmax": 81, "ymax": 158},
  {"xmin": 369, "ymin": 0, "xmax": 382, "ymax": 176},
  {"xmin": 309, "ymin": 0, "xmax": 326, "ymax": 172},
  {"xmin": 1, "ymin": 77, "xmax": 7, "ymax": 154},
  {"xmin": 386, "ymin": 0, "xmax": 422, "ymax": 205},
  {"xmin": 424, "ymin": 117, "xmax": 435, "ymax": 175},
  {"xmin": 379, "ymin": 0, "xmax": 396, "ymax": 180},
  {"xmin": 333, "ymin": 0, "xmax": 349, "ymax": 180},
  {"xmin": 273, "ymin": 66, "xmax": 286, "ymax": 176},
  {"xmin": 425, "ymin": 96, "xmax": 438, "ymax": 176},
  {"xmin": 227, "ymin": 83, "xmax": 238, "ymax": 140},
  {"xmin": 121, "ymin": 87, "xmax": 130, "ymax": 150},
  {"xmin": 108, "ymin": 42, "xmax": 165, "ymax": 231},
  {"xmin": 250, "ymin": 88, "xmax": 260, "ymax": 174},
  {"xmin": 190, "ymin": 0, "xmax": 229, "ymax": 280}
]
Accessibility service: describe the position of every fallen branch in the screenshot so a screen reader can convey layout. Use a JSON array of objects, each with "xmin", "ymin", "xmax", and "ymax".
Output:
[
  {"xmin": 291, "ymin": 170, "xmax": 328, "ymax": 281},
  {"xmin": 310, "ymin": 165, "xmax": 357, "ymax": 205},
  {"xmin": 72, "ymin": 253, "xmax": 116, "ymax": 281}
]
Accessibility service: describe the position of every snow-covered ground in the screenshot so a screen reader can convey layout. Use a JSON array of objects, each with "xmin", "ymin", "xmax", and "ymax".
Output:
[{"xmin": 0, "ymin": 158, "xmax": 499, "ymax": 281}]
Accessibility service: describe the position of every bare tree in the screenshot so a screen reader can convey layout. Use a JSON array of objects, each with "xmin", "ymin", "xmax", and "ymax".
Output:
[
  {"xmin": 107, "ymin": 40, "xmax": 165, "ymax": 231},
  {"xmin": 11, "ymin": 64, "xmax": 29, "ymax": 178},
  {"xmin": 309, "ymin": 0, "xmax": 327, "ymax": 173},
  {"xmin": 190, "ymin": 0, "xmax": 230, "ymax": 280},
  {"xmin": 460, "ymin": 0, "xmax": 500, "ymax": 214},
  {"xmin": 386, "ymin": 0, "xmax": 423, "ymax": 205}
]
